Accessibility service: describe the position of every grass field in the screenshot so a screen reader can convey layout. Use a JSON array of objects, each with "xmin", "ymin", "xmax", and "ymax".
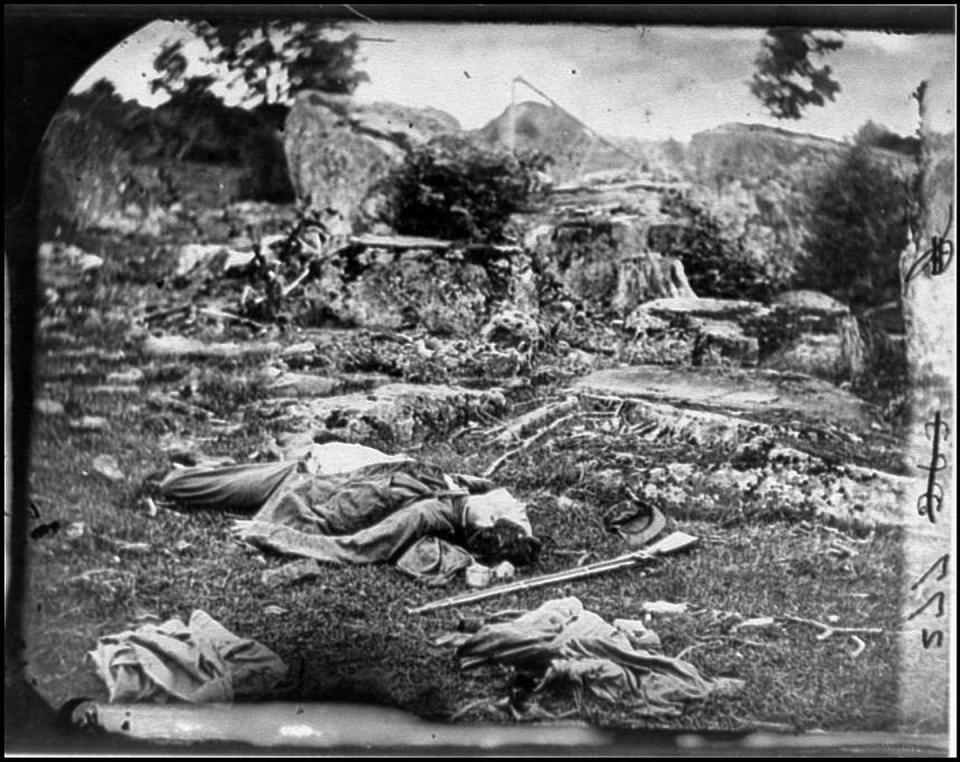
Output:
[{"xmin": 20, "ymin": 231, "xmax": 906, "ymax": 735}]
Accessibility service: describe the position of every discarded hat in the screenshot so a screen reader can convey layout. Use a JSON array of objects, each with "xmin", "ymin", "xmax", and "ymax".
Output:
[{"xmin": 603, "ymin": 499, "xmax": 667, "ymax": 548}]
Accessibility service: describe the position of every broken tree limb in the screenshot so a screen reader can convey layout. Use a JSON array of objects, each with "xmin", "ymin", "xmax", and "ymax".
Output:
[
  {"xmin": 482, "ymin": 412, "xmax": 586, "ymax": 479},
  {"xmin": 281, "ymin": 264, "xmax": 313, "ymax": 298},
  {"xmin": 493, "ymin": 397, "xmax": 579, "ymax": 446},
  {"xmin": 408, "ymin": 531, "xmax": 699, "ymax": 615}
]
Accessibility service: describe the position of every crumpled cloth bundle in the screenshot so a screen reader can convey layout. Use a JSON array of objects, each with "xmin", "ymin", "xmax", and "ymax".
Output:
[
  {"xmin": 456, "ymin": 597, "xmax": 743, "ymax": 717},
  {"xmin": 88, "ymin": 610, "xmax": 288, "ymax": 703},
  {"xmin": 395, "ymin": 536, "xmax": 475, "ymax": 585}
]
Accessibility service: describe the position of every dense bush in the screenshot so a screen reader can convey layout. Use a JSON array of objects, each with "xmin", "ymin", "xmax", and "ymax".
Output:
[
  {"xmin": 382, "ymin": 136, "xmax": 550, "ymax": 242},
  {"xmin": 802, "ymin": 140, "xmax": 917, "ymax": 310},
  {"xmin": 658, "ymin": 194, "xmax": 774, "ymax": 301}
]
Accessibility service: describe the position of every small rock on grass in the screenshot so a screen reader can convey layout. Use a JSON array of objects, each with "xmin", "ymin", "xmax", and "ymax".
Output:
[
  {"xmin": 64, "ymin": 521, "xmax": 88, "ymax": 542},
  {"xmin": 92, "ymin": 454, "xmax": 125, "ymax": 483},
  {"xmin": 106, "ymin": 368, "xmax": 145, "ymax": 385},
  {"xmin": 641, "ymin": 600, "xmax": 689, "ymax": 617},
  {"xmin": 70, "ymin": 416, "xmax": 110, "ymax": 433},
  {"xmin": 35, "ymin": 399, "xmax": 65, "ymax": 416}
]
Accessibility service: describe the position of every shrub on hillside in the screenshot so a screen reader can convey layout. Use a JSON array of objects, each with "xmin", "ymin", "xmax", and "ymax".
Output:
[
  {"xmin": 802, "ymin": 141, "xmax": 917, "ymax": 310},
  {"xmin": 658, "ymin": 194, "xmax": 775, "ymax": 301},
  {"xmin": 382, "ymin": 136, "xmax": 550, "ymax": 242}
]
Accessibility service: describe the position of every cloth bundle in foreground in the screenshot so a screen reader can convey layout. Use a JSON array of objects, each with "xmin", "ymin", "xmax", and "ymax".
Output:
[
  {"xmin": 456, "ymin": 597, "xmax": 744, "ymax": 717},
  {"xmin": 88, "ymin": 610, "xmax": 288, "ymax": 703}
]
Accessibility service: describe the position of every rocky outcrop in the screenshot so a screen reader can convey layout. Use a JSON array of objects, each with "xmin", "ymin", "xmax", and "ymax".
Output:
[
  {"xmin": 530, "ymin": 214, "xmax": 695, "ymax": 313},
  {"xmin": 306, "ymin": 243, "xmax": 535, "ymax": 336},
  {"xmin": 41, "ymin": 109, "xmax": 172, "ymax": 235},
  {"xmin": 574, "ymin": 364, "xmax": 875, "ymax": 429},
  {"xmin": 283, "ymin": 91, "xmax": 460, "ymax": 233},
  {"xmin": 272, "ymin": 383, "xmax": 506, "ymax": 446}
]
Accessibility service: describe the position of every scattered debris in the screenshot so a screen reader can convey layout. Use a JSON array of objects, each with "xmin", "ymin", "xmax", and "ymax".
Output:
[
  {"xmin": 34, "ymin": 399, "xmax": 65, "ymax": 416},
  {"xmin": 778, "ymin": 614, "xmax": 883, "ymax": 641},
  {"xmin": 106, "ymin": 368, "xmax": 145, "ymax": 385},
  {"xmin": 848, "ymin": 635, "xmax": 867, "ymax": 659},
  {"xmin": 113, "ymin": 541, "xmax": 152, "ymax": 555},
  {"xmin": 142, "ymin": 335, "xmax": 283, "ymax": 360},
  {"xmin": 732, "ymin": 617, "xmax": 779, "ymax": 633},
  {"xmin": 492, "ymin": 561, "xmax": 516, "ymax": 582},
  {"xmin": 63, "ymin": 521, "xmax": 89, "ymax": 543},
  {"xmin": 465, "ymin": 563, "xmax": 493, "ymax": 589},
  {"xmin": 641, "ymin": 601, "xmax": 690, "ymax": 617},
  {"xmin": 70, "ymin": 416, "xmax": 110, "ymax": 433},
  {"xmin": 492, "ymin": 397, "xmax": 579, "ymax": 446}
]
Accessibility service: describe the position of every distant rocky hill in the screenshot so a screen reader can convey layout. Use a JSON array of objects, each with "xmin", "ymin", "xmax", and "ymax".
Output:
[{"xmin": 471, "ymin": 101, "xmax": 685, "ymax": 182}]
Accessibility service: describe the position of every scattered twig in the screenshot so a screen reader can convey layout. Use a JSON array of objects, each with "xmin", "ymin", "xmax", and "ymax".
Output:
[
  {"xmin": 778, "ymin": 615, "xmax": 883, "ymax": 641},
  {"xmin": 281, "ymin": 264, "xmax": 313, "ymax": 298},
  {"xmin": 198, "ymin": 307, "xmax": 270, "ymax": 329},
  {"xmin": 450, "ymin": 698, "xmax": 496, "ymax": 722},
  {"xmin": 142, "ymin": 303, "xmax": 191, "ymax": 323},
  {"xmin": 849, "ymin": 635, "xmax": 867, "ymax": 658},
  {"xmin": 493, "ymin": 397, "xmax": 578, "ymax": 446},
  {"xmin": 482, "ymin": 412, "xmax": 584, "ymax": 478},
  {"xmin": 677, "ymin": 639, "xmax": 724, "ymax": 660}
]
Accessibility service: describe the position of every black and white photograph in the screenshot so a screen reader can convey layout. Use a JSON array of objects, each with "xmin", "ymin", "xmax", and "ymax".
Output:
[{"xmin": 4, "ymin": 5, "xmax": 956, "ymax": 755}]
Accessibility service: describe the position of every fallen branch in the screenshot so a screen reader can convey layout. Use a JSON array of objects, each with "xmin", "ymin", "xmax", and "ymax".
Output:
[
  {"xmin": 778, "ymin": 615, "xmax": 883, "ymax": 640},
  {"xmin": 482, "ymin": 413, "xmax": 581, "ymax": 478},
  {"xmin": 493, "ymin": 397, "xmax": 578, "ymax": 446}
]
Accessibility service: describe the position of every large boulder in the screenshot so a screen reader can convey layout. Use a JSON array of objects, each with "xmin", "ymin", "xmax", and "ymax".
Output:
[
  {"xmin": 283, "ymin": 91, "xmax": 460, "ymax": 233},
  {"xmin": 761, "ymin": 333, "xmax": 848, "ymax": 380},
  {"xmin": 41, "ymin": 108, "xmax": 171, "ymax": 235},
  {"xmin": 773, "ymin": 289, "xmax": 849, "ymax": 315}
]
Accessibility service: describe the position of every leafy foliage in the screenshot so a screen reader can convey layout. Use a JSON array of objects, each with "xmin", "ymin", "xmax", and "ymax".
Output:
[
  {"xmin": 383, "ymin": 136, "xmax": 551, "ymax": 242},
  {"xmin": 658, "ymin": 194, "xmax": 774, "ymax": 301},
  {"xmin": 853, "ymin": 121, "xmax": 921, "ymax": 159},
  {"xmin": 750, "ymin": 28, "xmax": 844, "ymax": 120},
  {"xmin": 152, "ymin": 20, "xmax": 368, "ymax": 108},
  {"xmin": 802, "ymin": 135, "xmax": 917, "ymax": 309}
]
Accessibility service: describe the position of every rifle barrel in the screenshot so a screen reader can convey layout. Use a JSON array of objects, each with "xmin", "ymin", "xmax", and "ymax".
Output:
[{"xmin": 408, "ymin": 554, "xmax": 646, "ymax": 614}]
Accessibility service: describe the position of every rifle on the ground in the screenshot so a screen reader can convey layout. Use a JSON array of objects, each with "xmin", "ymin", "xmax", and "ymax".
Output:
[{"xmin": 407, "ymin": 530, "xmax": 698, "ymax": 615}]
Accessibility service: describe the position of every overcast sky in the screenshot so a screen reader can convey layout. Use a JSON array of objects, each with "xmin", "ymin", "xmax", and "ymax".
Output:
[{"xmin": 72, "ymin": 20, "xmax": 954, "ymax": 143}]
